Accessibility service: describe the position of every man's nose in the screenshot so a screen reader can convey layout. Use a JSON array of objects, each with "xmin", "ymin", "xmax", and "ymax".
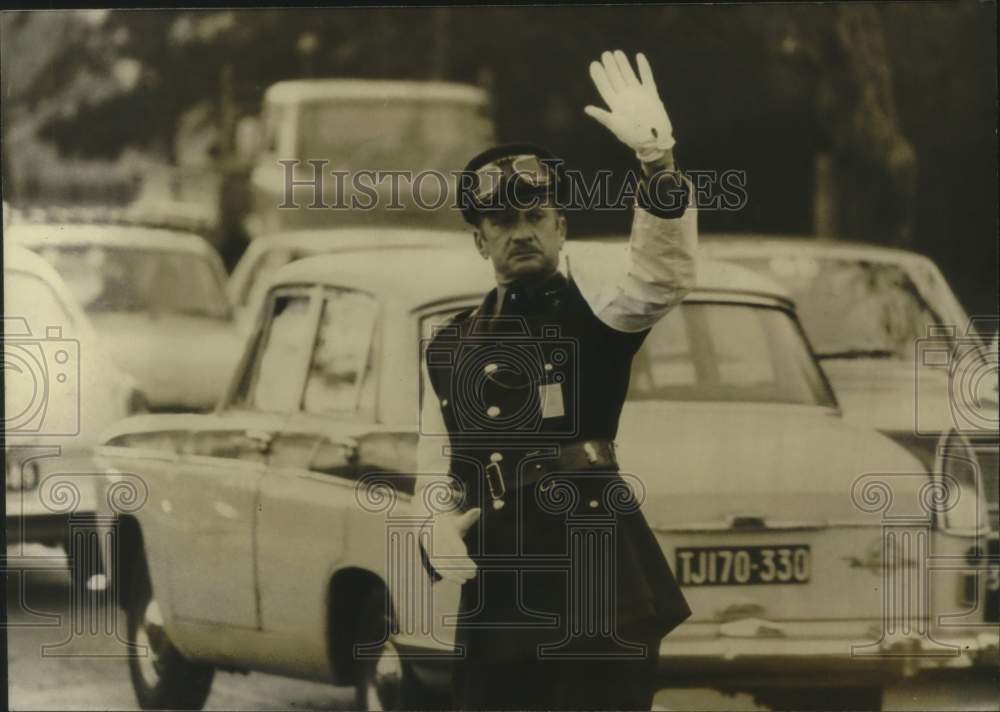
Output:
[{"xmin": 509, "ymin": 217, "xmax": 537, "ymax": 242}]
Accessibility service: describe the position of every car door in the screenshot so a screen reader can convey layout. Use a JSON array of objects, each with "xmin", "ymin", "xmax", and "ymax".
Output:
[
  {"xmin": 255, "ymin": 286, "xmax": 386, "ymax": 653},
  {"xmin": 163, "ymin": 287, "xmax": 316, "ymax": 628}
]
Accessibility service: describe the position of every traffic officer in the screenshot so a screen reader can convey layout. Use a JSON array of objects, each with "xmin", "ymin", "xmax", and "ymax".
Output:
[{"xmin": 416, "ymin": 50, "xmax": 696, "ymax": 710}]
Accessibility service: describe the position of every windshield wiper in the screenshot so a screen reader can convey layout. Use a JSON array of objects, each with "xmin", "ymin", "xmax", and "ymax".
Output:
[{"xmin": 816, "ymin": 349, "xmax": 899, "ymax": 361}]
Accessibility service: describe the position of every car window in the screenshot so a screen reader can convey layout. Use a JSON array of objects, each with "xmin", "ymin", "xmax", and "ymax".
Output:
[
  {"xmin": 301, "ymin": 288, "xmax": 380, "ymax": 416},
  {"xmin": 739, "ymin": 257, "xmax": 941, "ymax": 360},
  {"xmin": 37, "ymin": 244, "xmax": 231, "ymax": 321},
  {"xmin": 629, "ymin": 303, "xmax": 834, "ymax": 406},
  {"xmin": 245, "ymin": 293, "xmax": 315, "ymax": 412},
  {"xmin": 298, "ymin": 100, "xmax": 492, "ymax": 175}
]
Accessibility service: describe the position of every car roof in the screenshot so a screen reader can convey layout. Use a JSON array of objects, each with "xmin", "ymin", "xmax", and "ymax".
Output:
[
  {"xmin": 6, "ymin": 223, "xmax": 216, "ymax": 256},
  {"xmin": 247, "ymin": 227, "xmax": 468, "ymax": 253},
  {"xmin": 699, "ymin": 233, "xmax": 936, "ymax": 266},
  {"xmin": 268, "ymin": 241, "xmax": 791, "ymax": 309},
  {"xmin": 265, "ymin": 79, "xmax": 489, "ymax": 106},
  {"xmin": 5, "ymin": 243, "xmax": 67, "ymax": 281},
  {"xmin": 3, "ymin": 244, "xmax": 94, "ymax": 333}
]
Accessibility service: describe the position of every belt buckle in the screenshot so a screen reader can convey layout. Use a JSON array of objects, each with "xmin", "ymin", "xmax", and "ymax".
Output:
[{"xmin": 485, "ymin": 461, "xmax": 506, "ymax": 509}]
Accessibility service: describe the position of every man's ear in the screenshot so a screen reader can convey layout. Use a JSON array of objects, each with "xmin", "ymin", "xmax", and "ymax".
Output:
[
  {"xmin": 473, "ymin": 229, "xmax": 489, "ymax": 259},
  {"xmin": 556, "ymin": 213, "xmax": 567, "ymax": 246}
]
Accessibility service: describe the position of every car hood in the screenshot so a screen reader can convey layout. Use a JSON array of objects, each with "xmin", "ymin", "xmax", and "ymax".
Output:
[
  {"xmin": 90, "ymin": 313, "xmax": 243, "ymax": 410},
  {"xmin": 616, "ymin": 401, "xmax": 925, "ymax": 528}
]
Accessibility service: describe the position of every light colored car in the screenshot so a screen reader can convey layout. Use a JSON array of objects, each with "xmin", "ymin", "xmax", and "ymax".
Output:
[
  {"xmin": 227, "ymin": 227, "xmax": 466, "ymax": 330},
  {"xmin": 4, "ymin": 244, "xmax": 141, "ymax": 582},
  {"xmin": 242, "ymin": 79, "xmax": 496, "ymax": 236},
  {"xmin": 9, "ymin": 222, "xmax": 243, "ymax": 412},
  {"xmin": 701, "ymin": 240, "xmax": 998, "ymax": 558},
  {"xmin": 93, "ymin": 243, "xmax": 992, "ymax": 711},
  {"xmin": 700, "ymin": 237, "xmax": 996, "ymax": 438}
]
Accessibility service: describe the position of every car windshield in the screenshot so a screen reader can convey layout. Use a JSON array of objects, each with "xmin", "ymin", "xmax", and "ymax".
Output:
[
  {"xmin": 738, "ymin": 257, "xmax": 940, "ymax": 361},
  {"xmin": 421, "ymin": 302, "xmax": 835, "ymax": 407},
  {"xmin": 37, "ymin": 245, "xmax": 231, "ymax": 321},
  {"xmin": 298, "ymin": 99, "xmax": 494, "ymax": 175}
]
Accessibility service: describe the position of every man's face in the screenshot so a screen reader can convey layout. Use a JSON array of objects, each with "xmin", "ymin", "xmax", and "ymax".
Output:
[{"xmin": 473, "ymin": 203, "xmax": 566, "ymax": 283}]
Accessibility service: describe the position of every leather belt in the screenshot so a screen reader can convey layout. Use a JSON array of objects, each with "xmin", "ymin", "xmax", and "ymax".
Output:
[{"xmin": 482, "ymin": 439, "xmax": 618, "ymax": 510}]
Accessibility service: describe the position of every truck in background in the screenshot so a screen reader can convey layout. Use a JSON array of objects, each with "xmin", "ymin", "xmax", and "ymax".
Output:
[{"xmin": 232, "ymin": 79, "xmax": 496, "ymax": 239}]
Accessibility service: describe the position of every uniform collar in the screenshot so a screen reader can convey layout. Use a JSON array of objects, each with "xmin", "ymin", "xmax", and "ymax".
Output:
[{"xmin": 479, "ymin": 270, "xmax": 568, "ymax": 317}]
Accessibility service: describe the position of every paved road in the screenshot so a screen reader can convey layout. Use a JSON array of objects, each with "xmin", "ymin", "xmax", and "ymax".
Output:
[{"xmin": 5, "ymin": 545, "xmax": 997, "ymax": 711}]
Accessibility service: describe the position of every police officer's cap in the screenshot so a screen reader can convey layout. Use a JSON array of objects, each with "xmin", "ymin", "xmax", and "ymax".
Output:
[{"xmin": 460, "ymin": 143, "xmax": 566, "ymax": 225}]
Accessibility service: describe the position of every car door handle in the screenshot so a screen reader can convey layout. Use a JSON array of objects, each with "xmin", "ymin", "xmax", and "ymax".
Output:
[{"xmin": 244, "ymin": 429, "xmax": 275, "ymax": 453}]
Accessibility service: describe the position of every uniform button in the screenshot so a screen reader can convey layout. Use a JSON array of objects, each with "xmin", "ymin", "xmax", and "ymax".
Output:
[
  {"xmin": 484, "ymin": 363, "xmax": 499, "ymax": 375},
  {"xmin": 589, "ymin": 499, "xmax": 599, "ymax": 509},
  {"xmin": 489, "ymin": 452, "xmax": 503, "ymax": 463},
  {"xmin": 487, "ymin": 406, "xmax": 501, "ymax": 417},
  {"xmin": 544, "ymin": 363, "xmax": 553, "ymax": 372},
  {"xmin": 440, "ymin": 399, "xmax": 448, "ymax": 407}
]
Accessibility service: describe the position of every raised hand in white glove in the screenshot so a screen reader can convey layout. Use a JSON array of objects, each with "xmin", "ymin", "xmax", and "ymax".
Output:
[
  {"xmin": 584, "ymin": 50, "xmax": 676, "ymax": 162},
  {"xmin": 424, "ymin": 507, "xmax": 481, "ymax": 584}
]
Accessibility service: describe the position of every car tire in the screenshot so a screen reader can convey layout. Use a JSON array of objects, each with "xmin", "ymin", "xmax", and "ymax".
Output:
[
  {"xmin": 353, "ymin": 590, "xmax": 450, "ymax": 711},
  {"xmin": 752, "ymin": 685, "xmax": 884, "ymax": 711},
  {"xmin": 125, "ymin": 558, "xmax": 214, "ymax": 710}
]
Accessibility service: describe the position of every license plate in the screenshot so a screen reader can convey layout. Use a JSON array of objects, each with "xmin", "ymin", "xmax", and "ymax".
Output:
[{"xmin": 676, "ymin": 545, "xmax": 811, "ymax": 585}]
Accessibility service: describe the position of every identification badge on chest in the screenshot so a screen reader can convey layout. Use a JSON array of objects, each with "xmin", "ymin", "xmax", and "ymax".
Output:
[{"xmin": 539, "ymin": 382, "xmax": 565, "ymax": 419}]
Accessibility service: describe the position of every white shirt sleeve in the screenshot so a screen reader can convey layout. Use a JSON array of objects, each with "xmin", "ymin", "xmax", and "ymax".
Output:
[{"xmin": 572, "ymin": 181, "xmax": 698, "ymax": 333}]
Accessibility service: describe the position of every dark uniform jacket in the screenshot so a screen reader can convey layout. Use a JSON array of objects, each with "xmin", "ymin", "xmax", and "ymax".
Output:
[{"xmin": 423, "ymin": 269, "xmax": 692, "ymax": 662}]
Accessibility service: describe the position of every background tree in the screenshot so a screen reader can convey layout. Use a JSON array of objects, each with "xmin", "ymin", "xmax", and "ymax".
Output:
[{"xmin": 1, "ymin": 5, "xmax": 994, "ymax": 315}]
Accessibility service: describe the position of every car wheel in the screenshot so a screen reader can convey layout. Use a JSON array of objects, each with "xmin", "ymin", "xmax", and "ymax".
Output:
[
  {"xmin": 353, "ymin": 590, "xmax": 450, "ymax": 711},
  {"xmin": 126, "ymin": 560, "xmax": 214, "ymax": 710},
  {"xmin": 752, "ymin": 685, "xmax": 884, "ymax": 711}
]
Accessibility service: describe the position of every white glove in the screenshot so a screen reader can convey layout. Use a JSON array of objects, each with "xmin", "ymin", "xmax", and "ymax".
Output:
[
  {"xmin": 584, "ymin": 50, "xmax": 676, "ymax": 162},
  {"xmin": 424, "ymin": 507, "xmax": 481, "ymax": 584}
]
